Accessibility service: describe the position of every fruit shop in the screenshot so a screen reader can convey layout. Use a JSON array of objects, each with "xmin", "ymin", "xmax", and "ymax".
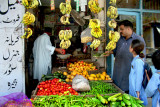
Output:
[{"xmin": 0, "ymin": 0, "xmax": 160, "ymax": 106}]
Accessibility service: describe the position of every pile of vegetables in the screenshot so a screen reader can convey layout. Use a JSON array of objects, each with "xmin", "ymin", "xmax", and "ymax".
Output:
[
  {"xmin": 80, "ymin": 81, "xmax": 118, "ymax": 95},
  {"xmin": 31, "ymin": 95, "xmax": 107, "ymax": 107},
  {"xmin": 31, "ymin": 93, "xmax": 144, "ymax": 107},
  {"xmin": 41, "ymin": 71, "xmax": 67, "ymax": 82},
  {"xmin": 103, "ymin": 93, "xmax": 145, "ymax": 107},
  {"xmin": 36, "ymin": 78, "xmax": 78, "ymax": 96}
]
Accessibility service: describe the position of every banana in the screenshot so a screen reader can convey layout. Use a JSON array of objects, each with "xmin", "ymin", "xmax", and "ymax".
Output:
[
  {"xmin": 66, "ymin": 1, "xmax": 72, "ymax": 14},
  {"xmin": 22, "ymin": 0, "xmax": 28, "ymax": 7},
  {"xmin": 105, "ymin": 41, "xmax": 116, "ymax": 51},
  {"xmin": 88, "ymin": 0, "xmax": 102, "ymax": 14},
  {"xmin": 60, "ymin": 16, "xmax": 70, "ymax": 25},
  {"xmin": 107, "ymin": 6, "xmax": 118, "ymax": 19},
  {"xmin": 109, "ymin": 30, "xmax": 120, "ymax": 42},
  {"xmin": 59, "ymin": 3, "xmax": 66, "ymax": 14},
  {"xmin": 22, "ymin": 12, "xmax": 35, "ymax": 25},
  {"xmin": 90, "ymin": 39, "xmax": 101, "ymax": 49},
  {"xmin": 109, "ymin": 30, "xmax": 114, "ymax": 40},
  {"xmin": 108, "ymin": 19, "xmax": 117, "ymax": 28},
  {"xmin": 109, "ymin": 0, "xmax": 116, "ymax": 4},
  {"xmin": 28, "ymin": 0, "xmax": 39, "ymax": 8},
  {"xmin": 89, "ymin": 19, "xmax": 101, "ymax": 28},
  {"xmin": 59, "ymin": 30, "xmax": 65, "ymax": 40},
  {"xmin": 68, "ymin": 30, "xmax": 72, "ymax": 39},
  {"xmin": 112, "ymin": 31, "xmax": 120, "ymax": 42},
  {"xmin": 60, "ymin": 39, "xmax": 71, "ymax": 49},
  {"xmin": 91, "ymin": 27, "xmax": 102, "ymax": 38},
  {"xmin": 21, "ymin": 28, "xmax": 33, "ymax": 39}
]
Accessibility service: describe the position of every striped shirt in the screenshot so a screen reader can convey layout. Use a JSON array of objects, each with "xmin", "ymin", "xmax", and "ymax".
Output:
[{"xmin": 112, "ymin": 32, "xmax": 146, "ymax": 91}]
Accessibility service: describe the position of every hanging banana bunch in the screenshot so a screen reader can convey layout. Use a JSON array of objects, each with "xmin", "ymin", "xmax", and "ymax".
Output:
[
  {"xmin": 105, "ymin": 41, "xmax": 116, "ymax": 51},
  {"xmin": 105, "ymin": 0, "xmax": 120, "ymax": 51},
  {"xmin": 90, "ymin": 39, "xmax": 101, "ymax": 49},
  {"xmin": 89, "ymin": 19, "xmax": 101, "ymax": 28},
  {"xmin": 109, "ymin": 0, "xmax": 117, "ymax": 5},
  {"xmin": 22, "ymin": 12, "xmax": 35, "ymax": 25},
  {"xmin": 108, "ymin": 19, "xmax": 117, "ymax": 28},
  {"xmin": 59, "ymin": 30, "xmax": 72, "ymax": 49},
  {"xmin": 60, "ymin": 39, "xmax": 71, "ymax": 49},
  {"xmin": 60, "ymin": 16, "xmax": 70, "ymax": 25},
  {"xmin": 59, "ymin": 3, "xmax": 66, "ymax": 15},
  {"xmin": 22, "ymin": 0, "xmax": 39, "ymax": 9},
  {"xmin": 91, "ymin": 27, "xmax": 102, "ymax": 38},
  {"xmin": 21, "ymin": 28, "xmax": 33, "ymax": 39},
  {"xmin": 89, "ymin": 19, "xmax": 102, "ymax": 38},
  {"xmin": 88, "ymin": 0, "xmax": 102, "ymax": 14},
  {"xmin": 89, "ymin": 19, "xmax": 102, "ymax": 49},
  {"xmin": 107, "ymin": 6, "xmax": 118, "ymax": 19},
  {"xmin": 59, "ymin": 0, "xmax": 72, "ymax": 25}
]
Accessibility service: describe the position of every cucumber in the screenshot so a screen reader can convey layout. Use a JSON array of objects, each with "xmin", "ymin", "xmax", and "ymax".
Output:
[
  {"xmin": 117, "ymin": 95, "xmax": 123, "ymax": 101},
  {"xmin": 110, "ymin": 97, "xmax": 117, "ymax": 102},
  {"xmin": 96, "ymin": 94, "xmax": 107, "ymax": 104},
  {"xmin": 45, "ymin": 75, "xmax": 54, "ymax": 78},
  {"xmin": 130, "ymin": 96, "xmax": 137, "ymax": 107},
  {"xmin": 136, "ymin": 104, "xmax": 142, "ymax": 107},
  {"xmin": 136, "ymin": 99, "xmax": 144, "ymax": 104},
  {"xmin": 108, "ymin": 93, "xmax": 122, "ymax": 101},
  {"xmin": 110, "ymin": 102, "xmax": 120, "ymax": 107},
  {"xmin": 132, "ymin": 103, "xmax": 137, "ymax": 107},
  {"xmin": 123, "ymin": 94, "xmax": 130, "ymax": 100},
  {"xmin": 122, "ymin": 96, "xmax": 131, "ymax": 106},
  {"xmin": 121, "ymin": 101, "xmax": 125, "ymax": 106}
]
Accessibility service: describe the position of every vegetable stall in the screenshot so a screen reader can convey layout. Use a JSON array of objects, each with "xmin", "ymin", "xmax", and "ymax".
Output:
[{"xmin": 19, "ymin": 0, "xmax": 146, "ymax": 106}]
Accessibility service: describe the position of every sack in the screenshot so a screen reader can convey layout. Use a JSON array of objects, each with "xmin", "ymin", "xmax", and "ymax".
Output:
[
  {"xmin": 142, "ymin": 62, "xmax": 153, "ymax": 89},
  {"xmin": 72, "ymin": 75, "xmax": 91, "ymax": 92}
]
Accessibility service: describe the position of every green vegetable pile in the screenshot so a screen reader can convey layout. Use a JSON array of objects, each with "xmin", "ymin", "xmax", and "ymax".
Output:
[
  {"xmin": 80, "ymin": 81, "xmax": 118, "ymax": 95},
  {"xmin": 41, "ymin": 71, "xmax": 67, "ymax": 82},
  {"xmin": 103, "ymin": 93, "xmax": 145, "ymax": 107},
  {"xmin": 31, "ymin": 95, "xmax": 108, "ymax": 107}
]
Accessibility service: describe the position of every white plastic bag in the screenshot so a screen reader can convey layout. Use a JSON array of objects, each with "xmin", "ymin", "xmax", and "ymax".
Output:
[
  {"xmin": 81, "ymin": 27, "xmax": 92, "ymax": 43},
  {"xmin": 72, "ymin": 75, "xmax": 91, "ymax": 92}
]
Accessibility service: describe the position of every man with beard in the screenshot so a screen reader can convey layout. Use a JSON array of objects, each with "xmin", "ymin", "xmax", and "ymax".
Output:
[{"xmin": 104, "ymin": 20, "xmax": 146, "ymax": 92}]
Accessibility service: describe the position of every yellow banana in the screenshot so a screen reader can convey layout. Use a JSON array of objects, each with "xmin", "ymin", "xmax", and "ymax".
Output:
[
  {"xmin": 109, "ymin": 0, "xmax": 116, "ymax": 4},
  {"xmin": 66, "ymin": 1, "xmax": 72, "ymax": 14},
  {"xmin": 108, "ymin": 20, "xmax": 117, "ymax": 28},
  {"xmin": 89, "ymin": 19, "xmax": 101, "ymax": 28},
  {"xmin": 106, "ymin": 41, "xmax": 116, "ymax": 51},
  {"xmin": 59, "ymin": 3, "xmax": 66, "ymax": 14}
]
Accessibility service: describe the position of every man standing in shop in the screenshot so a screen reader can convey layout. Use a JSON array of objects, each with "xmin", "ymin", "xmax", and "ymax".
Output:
[
  {"xmin": 33, "ymin": 29, "xmax": 65, "ymax": 81},
  {"xmin": 104, "ymin": 20, "xmax": 146, "ymax": 92}
]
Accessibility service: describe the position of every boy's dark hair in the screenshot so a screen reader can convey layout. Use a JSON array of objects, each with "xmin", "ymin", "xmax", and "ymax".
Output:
[
  {"xmin": 131, "ymin": 39, "xmax": 145, "ymax": 58},
  {"xmin": 118, "ymin": 20, "xmax": 133, "ymax": 30},
  {"xmin": 152, "ymin": 49, "xmax": 160, "ymax": 70}
]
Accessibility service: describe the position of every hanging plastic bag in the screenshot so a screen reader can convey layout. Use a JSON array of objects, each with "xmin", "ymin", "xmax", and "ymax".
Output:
[
  {"xmin": 72, "ymin": 75, "xmax": 91, "ymax": 92},
  {"xmin": 81, "ymin": 27, "xmax": 92, "ymax": 43}
]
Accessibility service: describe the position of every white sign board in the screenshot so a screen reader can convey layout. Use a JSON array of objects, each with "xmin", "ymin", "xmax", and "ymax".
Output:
[{"xmin": 0, "ymin": 0, "xmax": 25, "ymax": 96}]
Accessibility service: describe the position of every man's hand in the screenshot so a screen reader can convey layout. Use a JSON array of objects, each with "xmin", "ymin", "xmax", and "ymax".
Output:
[
  {"xmin": 55, "ymin": 48, "xmax": 65, "ymax": 54},
  {"xmin": 103, "ymin": 51, "xmax": 113, "ymax": 57}
]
